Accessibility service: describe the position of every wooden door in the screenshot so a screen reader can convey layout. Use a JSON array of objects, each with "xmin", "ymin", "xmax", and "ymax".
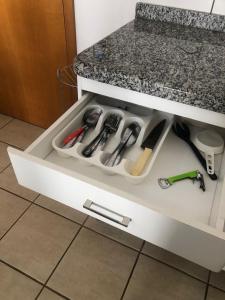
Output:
[{"xmin": 0, "ymin": 0, "xmax": 77, "ymax": 128}]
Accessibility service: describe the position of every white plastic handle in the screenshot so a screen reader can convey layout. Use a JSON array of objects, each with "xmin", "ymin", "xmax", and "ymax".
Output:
[{"xmin": 206, "ymin": 152, "xmax": 214, "ymax": 175}]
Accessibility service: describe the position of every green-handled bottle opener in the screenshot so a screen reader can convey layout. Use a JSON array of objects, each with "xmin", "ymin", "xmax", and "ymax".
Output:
[{"xmin": 158, "ymin": 170, "xmax": 205, "ymax": 192}]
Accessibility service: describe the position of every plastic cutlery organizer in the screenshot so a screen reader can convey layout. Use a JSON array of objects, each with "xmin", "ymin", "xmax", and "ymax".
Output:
[{"xmin": 52, "ymin": 97, "xmax": 174, "ymax": 184}]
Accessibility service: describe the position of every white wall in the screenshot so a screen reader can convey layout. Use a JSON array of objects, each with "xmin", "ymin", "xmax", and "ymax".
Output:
[
  {"xmin": 75, "ymin": 0, "xmax": 137, "ymax": 53},
  {"xmin": 213, "ymin": 0, "xmax": 225, "ymax": 15},
  {"xmin": 75, "ymin": 0, "xmax": 218, "ymax": 53}
]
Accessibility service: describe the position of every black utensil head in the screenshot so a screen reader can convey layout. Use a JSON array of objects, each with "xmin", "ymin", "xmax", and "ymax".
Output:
[
  {"xmin": 128, "ymin": 122, "xmax": 141, "ymax": 138},
  {"xmin": 84, "ymin": 108, "xmax": 103, "ymax": 127},
  {"xmin": 104, "ymin": 113, "xmax": 122, "ymax": 133},
  {"xmin": 142, "ymin": 119, "xmax": 166, "ymax": 149},
  {"xmin": 172, "ymin": 122, "xmax": 190, "ymax": 141}
]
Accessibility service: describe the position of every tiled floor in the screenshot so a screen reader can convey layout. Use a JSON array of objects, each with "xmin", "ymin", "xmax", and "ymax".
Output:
[{"xmin": 0, "ymin": 113, "xmax": 225, "ymax": 300}]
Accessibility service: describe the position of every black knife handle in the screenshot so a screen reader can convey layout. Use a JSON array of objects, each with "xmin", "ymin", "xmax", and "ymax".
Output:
[{"xmin": 188, "ymin": 141, "xmax": 217, "ymax": 181}]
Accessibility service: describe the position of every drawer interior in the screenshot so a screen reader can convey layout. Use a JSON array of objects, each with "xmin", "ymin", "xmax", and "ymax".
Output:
[{"xmin": 25, "ymin": 93, "xmax": 225, "ymax": 233}]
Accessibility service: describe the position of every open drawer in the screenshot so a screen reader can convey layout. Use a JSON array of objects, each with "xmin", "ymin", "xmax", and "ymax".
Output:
[{"xmin": 8, "ymin": 92, "xmax": 225, "ymax": 272}]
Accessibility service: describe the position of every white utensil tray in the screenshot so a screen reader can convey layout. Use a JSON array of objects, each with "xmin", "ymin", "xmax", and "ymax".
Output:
[{"xmin": 52, "ymin": 96, "xmax": 173, "ymax": 184}]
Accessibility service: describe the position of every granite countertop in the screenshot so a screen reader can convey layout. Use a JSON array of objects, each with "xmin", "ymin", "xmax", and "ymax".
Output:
[{"xmin": 74, "ymin": 3, "xmax": 225, "ymax": 114}]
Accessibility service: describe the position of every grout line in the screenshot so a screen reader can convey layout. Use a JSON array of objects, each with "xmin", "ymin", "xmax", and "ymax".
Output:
[
  {"xmin": 0, "ymin": 181, "xmax": 212, "ymax": 286},
  {"xmin": 210, "ymin": 0, "xmax": 216, "ymax": 14},
  {"xmin": 208, "ymin": 283, "xmax": 225, "ymax": 294},
  {"xmin": 83, "ymin": 225, "xmax": 141, "ymax": 252},
  {"xmin": 0, "ymin": 183, "xmax": 215, "ymax": 289},
  {"xmin": 141, "ymin": 252, "xmax": 210, "ymax": 285},
  {"xmin": 38, "ymin": 286, "xmax": 71, "ymax": 300},
  {"xmin": 0, "ymin": 201, "xmax": 33, "ymax": 241},
  {"xmin": 204, "ymin": 271, "xmax": 211, "ymax": 300},
  {"xmin": 0, "ymin": 186, "xmax": 37, "ymax": 203},
  {"xmin": 82, "ymin": 215, "xmax": 89, "ymax": 226},
  {"xmin": 0, "ymin": 185, "xmax": 217, "ymax": 300},
  {"xmin": 0, "ymin": 163, "xmax": 11, "ymax": 174},
  {"xmin": 0, "ymin": 140, "xmax": 23, "ymax": 150},
  {"xmin": 0, "ymin": 180, "xmax": 87, "ymax": 227},
  {"xmin": 120, "ymin": 241, "xmax": 145, "ymax": 299},
  {"xmin": 33, "ymin": 200, "xmax": 86, "ymax": 227},
  {"xmin": 0, "ymin": 258, "xmax": 71, "ymax": 299},
  {"xmin": 35, "ymin": 225, "xmax": 83, "ymax": 300},
  {"xmin": 0, "ymin": 117, "xmax": 14, "ymax": 130},
  {"xmin": 35, "ymin": 216, "xmax": 87, "ymax": 300},
  {"xmin": 0, "ymin": 178, "xmax": 215, "ymax": 286},
  {"xmin": 0, "ymin": 114, "xmax": 45, "ymax": 130},
  {"xmin": 0, "ymin": 259, "xmax": 44, "ymax": 286},
  {"xmin": 82, "ymin": 225, "xmax": 222, "ymax": 288}
]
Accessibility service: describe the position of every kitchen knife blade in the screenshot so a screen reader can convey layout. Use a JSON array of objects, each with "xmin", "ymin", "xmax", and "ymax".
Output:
[{"xmin": 131, "ymin": 119, "xmax": 166, "ymax": 176}]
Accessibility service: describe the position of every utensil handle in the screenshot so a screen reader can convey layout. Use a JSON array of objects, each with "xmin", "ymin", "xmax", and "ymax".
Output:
[
  {"xmin": 168, "ymin": 170, "xmax": 198, "ymax": 185},
  {"xmin": 205, "ymin": 153, "xmax": 214, "ymax": 175},
  {"xmin": 63, "ymin": 127, "xmax": 85, "ymax": 145},
  {"xmin": 104, "ymin": 141, "xmax": 127, "ymax": 167},
  {"xmin": 189, "ymin": 142, "xmax": 217, "ymax": 180},
  {"xmin": 82, "ymin": 128, "xmax": 108, "ymax": 157},
  {"xmin": 130, "ymin": 148, "xmax": 152, "ymax": 176}
]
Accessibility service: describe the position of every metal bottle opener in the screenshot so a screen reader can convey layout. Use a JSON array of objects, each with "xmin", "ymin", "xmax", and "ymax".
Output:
[{"xmin": 158, "ymin": 170, "xmax": 206, "ymax": 192}]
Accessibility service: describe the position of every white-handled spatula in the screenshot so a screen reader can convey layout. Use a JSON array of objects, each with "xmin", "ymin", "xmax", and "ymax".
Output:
[{"xmin": 131, "ymin": 119, "xmax": 166, "ymax": 176}]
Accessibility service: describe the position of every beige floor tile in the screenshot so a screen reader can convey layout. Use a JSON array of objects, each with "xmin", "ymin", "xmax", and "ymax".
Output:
[
  {"xmin": 0, "ymin": 189, "xmax": 30, "ymax": 238},
  {"xmin": 38, "ymin": 288, "xmax": 65, "ymax": 300},
  {"xmin": 48, "ymin": 228, "xmax": 137, "ymax": 300},
  {"xmin": 0, "ymin": 142, "xmax": 11, "ymax": 172},
  {"xmin": 0, "ymin": 165, "xmax": 38, "ymax": 201},
  {"xmin": 123, "ymin": 255, "xmax": 206, "ymax": 300},
  {"xmin": 210, "ymin": 271, "xmax": 225, "ymax": 292},
  {"xmin": 0, "ymin": 119, "xmax": 44, "ymax": 149},
  {"xmin": 142, "ymin": 242, "xmax": 209, "ymax": 281},
  {"xmin": 207, "ymin": 287, "xmax": 225, "ymax": 300},
  {"xmin": 0, "ymin": 262, "xmax": 42, "ymax": 300},
  {"xmin": 0, "ymin": 205, "xmax": 80, "ymax": 282},
  {"xmin": 85, "ymin": 217, "xmax": 143, "ymax": 250},
  {"xmin": 0, "ymin": 114, "xmax": 12, "ymax": 129},
  {"xmin": 35, "ymin": 195, "xmax": 86, "ymax": 224}
]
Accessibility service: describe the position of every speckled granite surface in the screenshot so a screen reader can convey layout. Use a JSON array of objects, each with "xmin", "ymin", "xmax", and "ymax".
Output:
[
  {"xmin": 136, "ymin": 2, "xmax": 225, "ymax": 32},
  {"xmin": 74, "ymin": 3, "xmax": 225, "ymax": 114}
]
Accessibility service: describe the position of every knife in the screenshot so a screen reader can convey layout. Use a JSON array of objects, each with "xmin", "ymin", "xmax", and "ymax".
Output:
[{"xmin": 130, "ymin": 119, "xmax": 166, "ymax": 176}]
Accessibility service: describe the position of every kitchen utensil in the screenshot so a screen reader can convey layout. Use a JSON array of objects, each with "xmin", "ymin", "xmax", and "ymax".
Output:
[
  {"xmin": 173, "ymin": 122, "xmax": 217, "ymax": 180},
  {"xmin": 63, "ymin": 108, "xmax": 102, "ymax": 148},
  {"xmin": 158, "ymin": 170, "xmax": 205, "ymax": 192},
  {"xmin": 104, "ymin": 122, "xmax": 141, "ymax": 167},
  {"xmin": 131, "ymin": 119, "xmax": 166, "ymax": 176},
  {"xmin": 82, "ymin": 113, "xmax": 121, "ymax": 157},
  {"xmin": 194, "ymin": 130, "xmax": 224, "ymax": 175}
]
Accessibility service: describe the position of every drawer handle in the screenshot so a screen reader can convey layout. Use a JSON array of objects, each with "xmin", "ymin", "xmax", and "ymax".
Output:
[{"xmin": 83, "ymin": 200, "xmax": 131, "ymax": 227}]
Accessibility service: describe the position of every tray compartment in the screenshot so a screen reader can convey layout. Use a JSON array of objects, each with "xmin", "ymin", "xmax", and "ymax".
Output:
[{"xmin": 52, "ymin": 97, "xmax": 174, "ymax": 183}]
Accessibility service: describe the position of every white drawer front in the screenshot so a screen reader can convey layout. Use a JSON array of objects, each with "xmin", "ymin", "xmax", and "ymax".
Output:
[{"xmin": 8, "ymin": 92, "xmax": 225, "ymax": 272}]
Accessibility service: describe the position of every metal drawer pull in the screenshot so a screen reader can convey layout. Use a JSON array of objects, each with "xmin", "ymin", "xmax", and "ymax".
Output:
[{"xmin": 83, "ymin": 200, "xmax": 131, "ymax": 227}]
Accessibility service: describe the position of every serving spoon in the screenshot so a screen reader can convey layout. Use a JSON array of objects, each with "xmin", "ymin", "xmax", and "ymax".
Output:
[{"xmin": 63, "ymin": 107, "xmax": 102, "ymax": 148}]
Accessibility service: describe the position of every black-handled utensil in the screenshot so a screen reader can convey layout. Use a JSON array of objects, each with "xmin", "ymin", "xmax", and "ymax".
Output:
[
  {"xmin": 82, "ymin": 113, "xmax": 121, "ymax": 157},
  {"xmin": 173, "ymin": 122, "xmax": 217, "ymax": 181},
  {"xmin": 104, "ymin": 122, "xmax": 141, "ymax": 167}
]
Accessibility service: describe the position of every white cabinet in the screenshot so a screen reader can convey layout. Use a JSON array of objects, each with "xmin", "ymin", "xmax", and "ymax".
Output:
[{"xmin": 8, "ymin": 79, "xmax": 225, "ymax": 272}]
